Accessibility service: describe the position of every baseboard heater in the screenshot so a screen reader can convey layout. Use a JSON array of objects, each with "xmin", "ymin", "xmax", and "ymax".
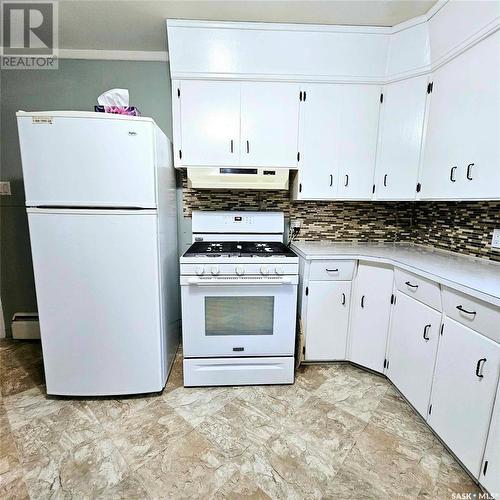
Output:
[{"xmin": 11, "ymin": 312, "xmax": 40, "ymax": 339}]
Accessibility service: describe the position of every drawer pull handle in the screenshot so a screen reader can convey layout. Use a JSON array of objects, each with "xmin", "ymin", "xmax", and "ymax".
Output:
[
  {"xmin": 405, "ymin": 281, "xmax": 418, "ymax": 289},
  {"xmin": 450, "ymin": 166, "xmax": 457, "ymax": 182},
  {"xmin": 329, "ymin": 174, "xmax": 333, "ymax": 187},
  {"xmin": 341, "ymin": 293, "xmax": 346, "ymax": 305},
  {"xmin": 423, "ymin": 324, "xmax": 431, "ymax": 341},
  {"xmin": 466, "ymin": 163, "xmax": 474, "ymax": 180},
  {"xmin": 230, "ymin": 139, "xmax": 234, "ymax": 153},
  {"xmin": 361, "ymin": 295, "xmax": 365, "ymax": 308},
  {"xmin": 344, "ymin": 174, "xmax": 349, "ymax": 187},
  {"xmin": 456, "ymin": 305, "xmax": 476, "ymax": 316},
  {"xmin": 383, "ymin": 174, "xmax": 388, "ymax": 187},
  {"xmin": 326, "ymin": 268, "xmax": 339, "ymax": 272},
  {"xmin": 475, "ymin": 358, "xmax": 487, "ymax": 379}
]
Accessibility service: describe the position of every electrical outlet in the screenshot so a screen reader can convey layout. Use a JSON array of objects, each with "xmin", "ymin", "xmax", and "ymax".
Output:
[
  {"xmin": 0, "ymin": 181, "xmax": 11, "ymax": 195},
  {"xmin": 290, "ymin": 219, "xmax": 303, "ymax": 229},
  {"xmin": 492, "ymin": 229, "xmax": 500, "ymax": 249}
]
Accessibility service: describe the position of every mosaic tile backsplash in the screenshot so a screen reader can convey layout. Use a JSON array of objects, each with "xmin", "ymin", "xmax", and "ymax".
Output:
[{"xmin": 180, "ymin": 172, "xmax": 500, "ymax": 262}]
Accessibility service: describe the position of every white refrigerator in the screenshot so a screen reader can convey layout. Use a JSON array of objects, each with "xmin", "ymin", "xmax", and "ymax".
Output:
[{"xmin": 16, "ymin": 111, "xmax": 180, "ymax": 396}]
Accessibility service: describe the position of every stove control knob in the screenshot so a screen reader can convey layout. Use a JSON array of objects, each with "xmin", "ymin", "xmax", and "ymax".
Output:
[
  {"xmin": 236, "ymin": 265, "xmax": 245, "ymax": 276},
  {"xmin": 211, "ymin": 266, "xmax": 220, "ymax": 276},
  {"xmin": 196, "ymin": 266, "xmax": 204, "ymax": 276},
  {"xmin": 260, "ymin": 265, "xmax": 269, "ymax": 275},
  {"xmin": 275, "ymin": 266, "xmax": 284, "ymax": 275}
]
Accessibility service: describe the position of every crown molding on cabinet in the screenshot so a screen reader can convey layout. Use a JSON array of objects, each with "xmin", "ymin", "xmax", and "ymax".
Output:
[{"xmin": 58, "ymin": 49, "xmax": 169, "ymax": 62}]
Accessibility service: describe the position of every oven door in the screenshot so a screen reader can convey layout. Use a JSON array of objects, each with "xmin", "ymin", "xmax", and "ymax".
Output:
[{"xmin": 181, "ymin": 276, "xmax": 297, "ymax": 357}]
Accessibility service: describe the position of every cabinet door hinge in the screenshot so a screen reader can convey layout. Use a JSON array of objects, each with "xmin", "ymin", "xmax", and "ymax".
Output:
[
  {"xmin": 416, "ymin": 183, "xmax": 421, "ymax": 193},
  {"xmin": 299, "ymin": 91, "xmax": 303, "ymax": 101},
  {"xmin": 177, "ymin": 88, "xmax": 180, "ymax": 98},
  {"xmin": 428, "ymin": 404, "xmax": 433, "ymax": 415},
  {"xmin": 305, "ymin": 286, "xmax": 309, "ymax": 296},
  {"xmin": 372, "ymin": 184, "xmax": 376, "ymax": 194},
  {"xmin": 297, "ymin": 152, "xmax": 300, "ymax": 162},
  {"xmin": 483, "ymin": 460, "xmax": 488, "ymax": 476},
  {"xmin": 380, "ymin": 93, "xmax": 384, "ymax": 103},
  {"xmin": 299, "ymin": 183, "xmax": 302, "ymax": 193},
  {"xmin": 179, "ymin": 150, "xmax": 182, "ymax": 159}
]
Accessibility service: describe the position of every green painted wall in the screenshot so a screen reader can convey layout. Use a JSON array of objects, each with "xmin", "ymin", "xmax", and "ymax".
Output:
[{"xmin": 0, "ymin": 59, "xmax": 172, "ymax": 336}]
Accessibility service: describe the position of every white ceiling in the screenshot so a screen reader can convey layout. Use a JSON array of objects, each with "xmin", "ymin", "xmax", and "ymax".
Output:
[{"xmin": 59, "ymin": 0, "xmax": 437, "ymax": 52}]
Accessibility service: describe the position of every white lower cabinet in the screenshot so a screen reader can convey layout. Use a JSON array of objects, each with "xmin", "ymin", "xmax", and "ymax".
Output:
[
  {"xmin": 348, "ymin": 262, "xmax": 394, "ymax": 373},
  {"xmin": 304, "ymin": 280, "xmax": 351, "ymax": 361},
  {"xmin": 481, "ymin": 381, "xmax": 500, "ymax": 497},
  {"xmin": 387, "ymin": 292, "xmax": 441, "ymax": 418},
  {"xmin": 429, "ymin": 317, "xmax": 500, "ymax": 478}
]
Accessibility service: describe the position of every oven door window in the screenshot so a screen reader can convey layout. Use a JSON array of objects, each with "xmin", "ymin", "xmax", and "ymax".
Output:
[{"xmin": 205, "ymin": 296, "xmax": 274, "ymax": 336}]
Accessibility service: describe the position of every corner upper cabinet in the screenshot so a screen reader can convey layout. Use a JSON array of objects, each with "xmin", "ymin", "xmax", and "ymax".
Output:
[
  {"xmin": 175, "ymin": 80, "xmax": 300, "ymax": 168},
  {"xmin": 374, "ymin": 75, "xmax": 428, "ymax": 200},
  {"xmin": 177, "ymin": 80, "xmax": 241, "ymax": 166},
  {"xmin": 420, "ymin": 31, "xmax": 500, "ymax": 200}
]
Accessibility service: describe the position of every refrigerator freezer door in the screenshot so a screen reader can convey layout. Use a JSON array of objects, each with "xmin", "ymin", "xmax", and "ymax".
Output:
[
  {"xmin": 28, "ymin": 209, "xmax": 164, "ymax": 395},
  {"xmin": 17, "ymin": 115, "xmax": 156, "ymax": 207}
]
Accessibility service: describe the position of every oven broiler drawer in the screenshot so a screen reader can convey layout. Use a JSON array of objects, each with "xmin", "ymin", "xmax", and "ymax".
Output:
[{"xmin": 183, "ymin": 357, "xmax": 294, "ymax": 386}]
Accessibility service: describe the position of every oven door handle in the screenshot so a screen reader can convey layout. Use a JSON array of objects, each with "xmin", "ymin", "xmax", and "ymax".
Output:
[{"xmin": 185, "ymin": 277, "xmax": 294, "ymax": 286}]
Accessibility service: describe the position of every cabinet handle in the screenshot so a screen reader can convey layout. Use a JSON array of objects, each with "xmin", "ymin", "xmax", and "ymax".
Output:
[
  {"xmin": 230, "ymin": 139, "xmax": 233, "ymax": 153},
  {"xmin": 325, "ymin": 268, "xmax": 339, "ymax": 273},
  {"xmin": 361, "ymin": 295, "xmax": 365, "ymax": 308},
  {"xmin": 423, "ymin": 324, "xmax": 431, "ymax": 341},
  {"xmin": 456, "ymin": 305, "xmax": 476, "ymax": 316},
  {"xmin": 405, "ymin": 281, "xmax": 418, "ymax": 289},
  {"xmin": 341, "ymin": 293, "xmax": 346, "ymax": 305},
  {"xmin": 450, "ymin": 166, "xmax": 457, "ymax": 182},
  {"xmin": 329, "ymin": 174, "xmax": 333, "ymax": 187},
  {"xmin": 383, "ymin": 174, "xmax": 388, "ymax": 187},
  {"xmin": 246, "ymin": 140, "xmax": 250, "ymax": 154},
  {"xmin": 475, "ymin": 358, "xmax": 487, "ymax": 379},
  {"xmin": 344, "ymin": 174, "xmax": 349, "ymax": 187},
  {"xmin": 466, "ymin": 163, "xmax": 474, "ymax": 180}
]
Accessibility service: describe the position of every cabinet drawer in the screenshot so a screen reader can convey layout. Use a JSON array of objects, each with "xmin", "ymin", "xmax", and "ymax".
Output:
[
  {"xmin": 309, "ymin": 260, "xmax": 356, "ymax": 281},
  {"xmin": 395, "ymin": 269, "xmax": 442, "ymax": 311},
  {"xmin": 442, "ymin": 288, "xmax": 500, "ymax": 343}
]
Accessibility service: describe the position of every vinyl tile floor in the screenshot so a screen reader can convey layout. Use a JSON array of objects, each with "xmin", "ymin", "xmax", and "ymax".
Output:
[{"xmin": 0, "ymin": 339, "xmax": 482, "ymax": 499}]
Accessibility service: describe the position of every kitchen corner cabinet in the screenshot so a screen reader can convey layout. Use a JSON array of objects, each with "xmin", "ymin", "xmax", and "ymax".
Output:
[
  {"xmin": 428, "ymin": 317, "xmax": 500, "ymax": 478},
  {"xmin": 374, "ymin": 75, "xmax": 428, "ymax": 200},
  {"xmin": 420, "ymin": 30, "xmax": 500, "ymax": 200},
  {"xmin": 481, "ymin": 380, "xmax": 500, "ymax": 497},
  {"xmin": 294, "ymin": 84, "xmax": 380, "ymax": 200},
  {"xmin": 387, "ymin": 291, "xmax": 441, "ymax": 418},
  {"xmin": 348, "ymin": 262, "xmax": 394, "ymax": 372},
  {"xmin": 177, "ymin": 80, "xmax": 300, "ymax": 168},
  {"xmin": 304, "ymin": 280, "xmax": 351, "ymax": 361}
]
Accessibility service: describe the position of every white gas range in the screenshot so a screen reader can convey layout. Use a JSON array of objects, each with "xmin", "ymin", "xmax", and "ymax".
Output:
[{"xmin": 180, "ymin": 211, "xmax": 298, "ymax": 386}]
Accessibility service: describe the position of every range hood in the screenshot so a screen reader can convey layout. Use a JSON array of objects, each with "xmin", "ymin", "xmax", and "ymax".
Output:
[{"xmin": 187, "ymin": 167, "xmax": 289, "ymax": 190}]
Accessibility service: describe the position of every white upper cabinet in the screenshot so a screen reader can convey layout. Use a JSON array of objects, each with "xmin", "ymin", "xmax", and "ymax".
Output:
[
  {"xmin": 420, "ymin": 31, "xmax": 500, "ymax": 200},
  {"xmin": 374, "ymin": 75, "xmax": 428, "ymax": 200},
  {"xmin": 240, "ymin": 82, "xmax": 300, "ymax": 167},
  {"xmin": 179, "ymin": 80, "xmax": 240, "ymax": 166}
]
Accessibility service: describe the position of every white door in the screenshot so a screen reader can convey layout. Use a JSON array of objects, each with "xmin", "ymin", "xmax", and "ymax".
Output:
[
  {"xmin": 179, "ymin": 80, "xmax": 241, "ymax": 166},
  {"xmin": 336, "ymin": 85, "xmax": 381, "ymax": 200},
  {"xmin": 17, "ymin": 115, "xmax": 156, "ymax": 207},
  {"xmin": 240, "ymin": 82, "xmax": 300, "ymax": 167},
  {"xmin": 420, "ymin": 32, "xmax": 500, "ymax": 200},
  {"xmin": 305, "ymin": 281, "xmax": 351, "ymax": 361},
  {"xmin": 27, "ymin": 209, "xmax": 163, "ymax": 396},
  {"xmin": 375, "ymin": 76, "xmax": 428, "ymax": 200},
  {"xmin": 480, "ymin": 381, "xmax": 500, "ymax": 496},
  {"xmin": 348, "ymin": 263, "xmax": 394, "ymax": 373},
  {"xmin": 296, "ymin": 84, "xmax": 343, "ymax": 199},
  {"xmin": 429, "ymin": 318, "xmax": 500, "ymax": 478},
  {"xmin": 387, "ymin": 292, "xmax": 441, "ymax": 417}
]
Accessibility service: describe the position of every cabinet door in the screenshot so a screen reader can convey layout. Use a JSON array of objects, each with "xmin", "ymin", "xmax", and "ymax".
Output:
[
  {"xmin": 375, "ymin": 76, "xmax": 428, "ymax": 200},
  {"xmin": 429, "ymin": 318, "xmax": 500, "ymax": 477},
  {"xmin": 336, "ymin": 85, "xmax": 381, "ymax": 200},
  {"xmin": 305, "ymin": 281, "xmax": 351, "ymax": 361},
  {"xmin": 481, "ymin": 381, "xmax": 500, "ymax": 496},
  {"xmin": 348, "ymin": 263, "xmax": 394, "ymax": 373},
  {"xmin": 240, "ymin": 82, "xmax": 300, "ymax": 167},
  {"xmin": 421, "ymin": 32, "xmax": 500, "ymax": 200},
  {"xmin": 179, "ymin": 80, "xmax": 240, "ymax": 166},
  {"xmin": 387, "ymin": 292, "xmax": 441, "ymax": 418},
  {"xmin": 296, "ymin": 84, "xmax": 342, "ymax": 199}
]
